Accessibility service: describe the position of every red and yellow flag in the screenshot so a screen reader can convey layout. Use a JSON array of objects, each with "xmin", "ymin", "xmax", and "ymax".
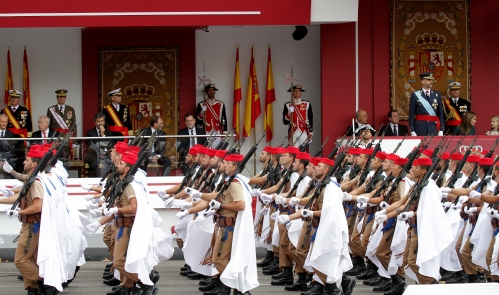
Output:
[
  {"xmin": 23, "ymin": 47, "xmax": 31, "ymax": 110},
  {"xmin": 264, "ymin": 46, "xmax": 276, "ymax": 143},
  {"xmin": 4, "ymin": 48, "xmax": 13, "ymax": 105},
  {"xmin": 243, "ymin": 46, "xmax": 261, "ymax": 138},
  {"xmin": 233, "ymin": 46, "xmax": 242, "ymax": 139}
]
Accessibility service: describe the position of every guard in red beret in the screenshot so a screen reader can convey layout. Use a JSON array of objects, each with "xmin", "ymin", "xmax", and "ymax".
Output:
[{"xmin": 249, "ymin": 147, "xmax": 274, "ymax": 186}]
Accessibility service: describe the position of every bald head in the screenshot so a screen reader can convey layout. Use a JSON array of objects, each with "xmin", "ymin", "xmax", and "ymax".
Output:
[{"xmin": 356, "ymin": 109, "xmax": 368, "ymax": 124}]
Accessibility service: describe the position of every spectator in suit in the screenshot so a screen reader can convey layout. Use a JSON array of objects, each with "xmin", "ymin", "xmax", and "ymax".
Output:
[
  {"xmin": 379, "ymin": 110, "xmax": 409, "ymax": 136},
  {"xmin": 30, "ymin": 116, "xmax": 60, "ymax": 145},
  {"xmin": 177, "ymin": 113, "xmax": 206, "ymax": 174},
  {"xmin": 0, "ymin": 114, "xmax": 24, "ymax": 175},
  {"xmin": 141, "ymin": 116, "xmax": 171, "ymax": 176},
  {"xmin": 346, "ymin": 109, "xmax": 375, "ymax": 136},
  {"xmin": 85, "ymin": 112, "xmax": 119, "ymax": 177}
]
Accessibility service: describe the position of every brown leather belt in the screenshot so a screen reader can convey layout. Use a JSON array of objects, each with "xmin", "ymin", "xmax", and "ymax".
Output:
[
  {"xmin": 278, "ymin": 204, "xmax": 296, "ymax": 215},
  {"xmin": 365, "ymin": 205, "xmax": 378, "ymax": 214},
  {"xmin": 114, "ymin": 216, "xmax": 135, "ymax": 227},
  {"xmin": 20, "ymin": 212, "xmax": 41, "ymax": 223},
  {"xmin": 214, "ymin": 215, "xmax": 237, "ymax": 227}
]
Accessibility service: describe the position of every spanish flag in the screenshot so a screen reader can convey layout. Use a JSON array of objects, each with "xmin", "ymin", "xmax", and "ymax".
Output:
[
  {"xmin": 23, "ymin": 47, "xmax": 31, "ymax": 110},
  {"xmin": 4, "ymin": 48, "xmax": 13, "ymax": 105},
  {"xmin": 233, "ymin": 46, "xmax": 242, "ymax": 139},
  {"xmin": 243, "ymin": 45, "xmax": 261, "ymax": 138},
  {"xmin": 264, "ymin": 46, "xmax": 275, "ymax": 143}
]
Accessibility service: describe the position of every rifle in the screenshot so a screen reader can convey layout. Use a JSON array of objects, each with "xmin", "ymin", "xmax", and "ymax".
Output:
[
  {"xmin": 448, "ymin": 135, "xmax": 478, "ymax": 189},
  {"xmin": 10, "ymin": 133, "xmax": 63, "ymax": 213},
  {"xmin": 358, "ymin": 128, "xmax": 387, "ymax": 185},
  {"xmin": 130, "ymin": 128, "xmax": 147, "ymax": 146},
  {"xmin": 214, "ymin": 129, "xmax": 234, "ymax": 150},
  {"xmin": 195, "ymin": 167, "xmax": 213, "ymax": 190},
  {"xmin": 235, "ymin": 137, "xmax": 245, "ymax": 154},
  {"xmin": 175, "ymin": 163, "xmax": 198, "ymax": 194},
  {"xmin": 328, "ymin": 131, "xmax": 348, "ymax": 159},
  {"xmin": 105, "ymin": 133, "xmax": 159, "ymax": 209},
  {"xmin": 45, "ymin": 123, "xmax": 79, "ymax": 171},
  {"xmin": 311, "ymin": 128, "xmax": 334, "ymax": 157},
  {"xmin": 203, "ymin": 130, "xmax": 215, "ymax": 147},
  {"xmin": 392, "ymin": 133, "xmax": 408, "ymax": 154},
  {"xmin": 285, "ymin": 170, "xmax": 307, "ymax": 199},
  {"xmin": 206, "ymin": 133, "xmax": 266, "ymax": 209},
  {"xmin": 298, "ymin": 134, "xmax": 312, "ymax": 152}
]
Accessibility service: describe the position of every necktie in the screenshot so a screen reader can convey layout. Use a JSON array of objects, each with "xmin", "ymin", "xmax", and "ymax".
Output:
[
  {"xmin": 60, "ymin": 106, "xmax": 63, "ymax": 113},
  {"xmin": 425, "ymin": 91, "xmax": 429, "ymax": 97},
  {"xmin": 115, "ymin": 104, "xmax": 119, "ymax": 112},
  {"xmin": 1, "ymin": 131, "xmax": 4, "ymax": 138},
  {"xmin": 97, "ymin": 130, "xmax": 101, "ymax": 137},
  {"xmin": 12, "ymin": 107, "xmax": 17, "ymax": 112},
  {"xmin": 393, "ymin": 125, "xmax": 398, "ymax": 136},
  {"xmin": 42, "ymin": 131, "xmax": 46, "ymax": 144},
  {"xmin": 190, "ymin": 129, "xmax": 195, "ymax": 148}
]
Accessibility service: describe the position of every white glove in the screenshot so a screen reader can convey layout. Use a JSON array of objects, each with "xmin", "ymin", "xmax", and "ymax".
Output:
[
  {"xmin": 458, "ymin": 196, "xmax": 469, "ymax": 204},
  {"xmin": 260, "ymin": 207, "xmax": 270, "ymax": 215},
  {"xmin": 103, "ymin": 207, "xmax": 118, "ymax": 216},
  {"xmin": 441, "ymin": 187, "xmax": 451, "ymax": 193},
  {"xmin": 411, "ymin": 132, "xmax": 417, "ymax": 136},
  {"xmin": 441, "ymin": 192, "xmax": 448, "ymax": 199},
  {"xmin": 270, "ymin": 211, "xmax": 279, "ymax": 220},
  {"xmin": 157, "ymin": 190, "xmax": 167, "ymax": 200},
  {"xmin": 180, "ymin": 202, "xmax": 193, "ymax": 210},
  {"xmin": 397, "ymin": 211, "xmax": 414, "ymax": 221},
  {"xmin": 86, "ymin": 203, "xmax": 99, "ymax": 211},
  {"xmin": 89, "ymin": 208, "xmax": 103, "ymax": 218},
  {"xmin": 98, "ymin": 180, "xmax": 106, "ymax": 187},
  {"xmin": 251, "ymin": 189, "xmax": 262, "ymax": 197},
  {"xmin": 185, "ymin": 187, "xmax": 202, "ymax": 201},
  {"xmin": 1, "ymin": 188, "xmax": 14, "ymax": 198},
  {"xmin": 6, "ymin": 208, "xmax": 19, "ymax": 218},
  {"xmin": 452, "ymin": 203, "xmax": 462, "ymax": 211},
  {"xmin": 209, "ymin": 200, "xmax": 221, "ymax": 209},
  {"xmin": 278, "ymin": 215, "xmax": 290, "ymax": 224},
  {"xmin": 176, "ymin": 210, "xmax": 190, "ymax": 220},
  {"xmin": 203, "ymin": 209, "xmax": 217, "ymax": 218},
  {"xmin": 2, "ymin": 161, "xmax": 13, "ymax": 173},
  {"xmin": 357, "ymin": 202, "xmax": 367, "ymax": 209},
  {"xmin": 375, "ymin": 209, "xmax": 386, "ymax": 218},
  {"xmin": 275, "ymin": 195, "xmax": 287, "ymax": 205},
  {"xmin": 375, "ymin": 214, "xmax": 387, "ymax": 225},
  {"xmin": 443, "ymin": 201, "xmax": 452, "ymax": 209},
  {"xmin": 342, "ymin": 192, "xmax": 353, "ymax": 201},
  {"xmin": 491, "ymin": 209, "xmax": 499, "ymax": 219},
  {"xmin": 288, "ymin": 105, "xmax": 295, "ymax": 113},
  {"xmin": 356, "ymin": 196, "xmax": 369, "ymax": 204},
  {"xmin": 85, "ymin": 221, "xmax": 102, "ymax": 234},
  {"xmin": 81, "ymin": 184, "xmax": 92, "ymax": 191},
  {"xmin": 260, "ymin": 193, "xmax": 274, "ymax": 204},
  {"xmin": 164, "ymin": 196, "xmax": 175, "ymax": 209},
  {"xmin": 289, "ymin": 197, "xmax": 301, "ymax": 206},
  {"xmin": 202, "ymin": 105, "xmax": 207, "ymax": 112},
  {"xmin": 469, "ymin": 190, "xmax": 481, "ymax": 199},
  {"xmin": 100, "ymin": 196, "xmax": 106, "ymax": 203},
  {"xmin": 464, "ymin": 207, "xmax": 477, "ymax": 215},
  {"xmin": 84, "ymin": 195, "xmax": 95, "ymax": 201},
  {"xmin": 91, "ymin": 197, "xmax": 102, "ymax": 204},
  {"xmin": 301, "ymin": 209, "xmax": 313, "ymax": 218},
  {"xmin": 486, "ymin": 207, "xmax": 493, "ymax": 216},
  {"xmin": 12, "ymin": 181, "xmax": 23, "ymax": 189},
  {"xmin": 379, "ymin": 201, "xmax": 389, "ymax": 209},
  {"xmin": 438, "ymin": 131, "xmax": 444, "ymax": 136}
]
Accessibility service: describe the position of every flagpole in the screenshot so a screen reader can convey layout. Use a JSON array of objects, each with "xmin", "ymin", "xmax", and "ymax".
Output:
[{"xmin": 253, "ymin": 44, "xmax": 257, "ymax": 176}]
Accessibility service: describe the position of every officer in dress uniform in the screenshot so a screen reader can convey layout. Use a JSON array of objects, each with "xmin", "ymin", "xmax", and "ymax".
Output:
[
  {"xmin": 408, "ymin": 72, "xmax": 444, "ymax": 136},
  {"xmin": 46, "ymin": 89, "xmax": 77, "ymax": 136},
  {"xmin": 443, "ymin": 82, "xmax": 472, "ymax": 134},
  {"xmin": 195, "ymin": 84, "xmax": 228, "ymax": 132},
  {"xmin": 282, "ymin": 84, "xmax": 313, "ymax": 147},
  {"xmin": 102, "ymin": 88, "xmax": 133, "ymax": 136},
  {"xmin": 0, "ymin": 90, "xmax": 33, "ymax": 136}
]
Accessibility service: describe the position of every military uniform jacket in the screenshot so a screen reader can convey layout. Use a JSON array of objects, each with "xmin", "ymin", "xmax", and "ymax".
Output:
[
  {"xmin": 102, "ymin": 103, "xmax": 132, "ymax": 131},
  {"xmin": 195, "ymin": 99, "xmax": 227, "ymax": 133},
  {"xmin": 282, "ymin": 100, "xmax": 313, "ymax": 134},
  {"xmin": 408, "ymin": 89, "xmax": 444, "ymax": 136},
  {"xmin": 443, "ymin": 97, "xmax": 471, "ymax": 127},
  {"xmin": 46, "ymin": 104, "xmax": 77, "ymax": 136},
  {"xmin": 0, "ymin": 105, "xmax": 33, "ymax": 133}
]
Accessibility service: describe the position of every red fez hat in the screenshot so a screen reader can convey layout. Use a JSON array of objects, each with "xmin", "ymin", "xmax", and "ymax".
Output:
[
  {"xmin": 188, "ymin": 145, "xmax": 199, "ymax": 156},
  {"xmin": 127, "ymin": 146, "xmax": 141, "ymax": 154},
  {"xmin": 214, "ymin": 150, "xmax": 227, "ymax": 158},
  {"xmin": 225, "ymin": 154, "xmax": 244, "ymax": 162},
  {"xmin": 122, "ymin": 151, "xmax": 138, "ymax": 165},
  {"xmin": 385, "ymin": 154, "xmax": 399, "ymax": 162},
  {"xmin": 466, "ymin": 155, "xmax": 481, "ymax": 163},
  {"xmin": 272, "ymin": 147, "xmax": 285, "ymax": 155},
  {"xmin": 440, "ymin": 152, "xmax": 450, "ymax": 160},
  {"xmin": 26, "ymin": 145, "xmax": 45, "ymax": 158},
  {"xmin": 394, "ymin": 157, "xmax": 409, "ymax": 166},
  {"xmin": 360, "ymin": 148, "xmax": 374, "ymax": 156},
  {"xmin": 481, "ymin": 150, "xmax": 489, "ymax": 156},
  {"xmin": 422, "ymin": 149, "xmax": 434, "ymax": 158},
  {"xmin": 205, "ymin": 149, "xmax": 217, "ymax": 157},
  {"xmin": 285, "ymin": 146, "xmax": 300, "ymax": 155},
  {"xmin": 115, "ymin": 142, "xmax": 129, "ymax": 155},
  {"xmin": 197, "ymin": 147, "xmax": 209, "ymax": 155},
  {"xmin": 413, "ymin": 158, "xmax": 432, "ymax": 167},
  {"xmin": 263, "ymin": 146, "xmax": 274, "ymax": 153},
  {"xmin": 479, "ymin": 157, "xmax": 494, "ymax": 166},
  {"xmin": 296, "ymin": 152, "xmax": 311, "ymax": 161},
  {"xmin": 310, "ymin": 157, "xmax": 321, "ymax": 166},
  {"xmin": 348, "ymin": 147, "xmax": 363, "ymax": 155},
  {"xmin": 450, "ymin": 153, "xmax": 464, "ymax": 161},
  {"xmin": 320, "ymin": 158, "xmax": 335, "ymax": 167},
  {"xmin": 375, "ymin": 151, "xmax": 388, "ymax": 161}
]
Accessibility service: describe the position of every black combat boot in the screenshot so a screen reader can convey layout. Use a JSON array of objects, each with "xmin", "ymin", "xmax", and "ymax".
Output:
[
  {"xmin": 324, "ymin": 283, "xmax": 343, "ymax": 295},
  {"xmin": 446, "ymin": 270, "xmax": 467, "ymax": 284},
  {"xmin": 344, "ymin": 256, "xmax": 365, "ymax": 276},
  {"xmin": 372, "ymin": 277, "xmax": 391, "ymax": 292},
  {"xmin": 136, "ymin": 281, "xmax": 158, "ymax": 295},
  {"xmin": 285, "ymin": 273, "xmax": 308, "ymax": 291},
  {"xmin": 357, "ymin": 262, "xmax": 376, "ymax": 280},
  {"xmin": 271, "ymin": 267, "xmax": 294, "ymax": 285},
  {"xmin": 341, "ymin": 275, "xmax": 356, "ymax": 295},
  {"xmin": 257, "ymin": 251, "xmax": 274, "ymax": 267},
  {"xmin": 300, "ymin": 281, "xmax": 324, "ymax": 295},
  {"xmin": 199, "ymin": 277, "xmax": 219, "ymax": 292},
  {"xmin": 384, "ymin": 274, "xmax": 406, "ymax": 295}
]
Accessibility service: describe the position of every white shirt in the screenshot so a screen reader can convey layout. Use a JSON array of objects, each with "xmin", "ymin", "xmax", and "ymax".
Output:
[
  {"xmin": 189, "ymin": 128, "xmax": 197, "ymax": 146},
  {"xmin": 11, "ymin": 106, "xmax": 18, "ymax": 112},
  {"xmin": 57, "ymin": 104, "xmax": 65, "ymax": 113}
]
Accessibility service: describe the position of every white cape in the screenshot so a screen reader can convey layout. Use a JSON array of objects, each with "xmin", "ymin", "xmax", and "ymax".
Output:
[
  {"xmin": 287, "ymin": 175, "xmax": 311, "ymax": 247},
  {"xmin": 470, "ymin": 202, "xmax": 492, "ymax": 270},
  {"xmin": 183, "ymin": 215, "xmax": 218, "ymax": 276}
]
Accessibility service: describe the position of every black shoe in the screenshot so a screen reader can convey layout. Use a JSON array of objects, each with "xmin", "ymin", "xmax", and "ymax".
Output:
[
  {"xmin": 149, "ymin": 270, "xmax": 160, "ymax": 285},
  {"xmin": 477, "ymin": 272, "xmax": 486, "ymax": 283},
  {"xmin": 446, "ymin": 270, "xmax": 467, "ymax": 284},
  {"xmin": 199, "ymin": 277, "xmax": 212, "ymax": 286},
  {"xmin": 42, "ymin": 285, "xmax": 59, "ymax": 295},
  {"xmin": 106, "ymin": 263, "xmax": 113, "ymax": 268},
  {"xmin": 345, "ymin": 257, "xmax": 366, "ymax": 276},
  {"xmin": 233, "ymin": 291, "xmax": 251, "ymax": 295},
  {"xmin": 285, "ymin": 273, "xmax": 308, "ymax": 291},
  {"xmin": 27, "ymin": 288, "xmax": 38, "ymax": 295},
  {"xmin": 203, "ymin": 283, "xmax": 220, "ymax": 295},
  {"xmin": 180, "ymin": 265, "xmax": 192, "ymax": 276},
  {"xmin": 180, "ymin": 264, "xmax": 189, "ymax": 272},
  {"xmin": 18, "ymin": 275, "xmax": 24, "ymax": 281},
  {"xmin": 373, "ymin": 278, "xmax": 391, "ymax": 292},
  {"xmin": 271, "ymin": 270, "xmax": 284, "ymax": 280},
  {"xmin": 107, "ymin": 287, "xmax": 122, "ymax": 295},
  {"xmin": 271, "ymin": 267, "xmax": 294, "ymax": 286},
  {"xmin": 262, "ymin": 265, "xmax": 281, "ymax": 275},
  {"xmin": 257, "ymin": 251, "xmax": 274, "ymax": 267},
  {"xmin": 120, "ymin": 287, "xmax": 131, "ymax": 295},
  {"xmin": 103, "ymin": 273, "xmax": 115, "ymax": 280},
  {"xmin": 136, "ymin": 281, "xmax": 158, "ymax": 295},
  {"xmin": 384, "ymin": 274, "xmax": 406, "ymax": 295},
  {"xmin": 262, "ymin": 257, "xmax": 279, "ymax": 271},
  {"xmin": 431, "ymin": 280, "xmax": 439, "ymax": 284},
  {"xmin": 187, "ymin": 272, "xmax": 206, "ymax": 280},
  {"xmin": 341, "ymin": 276, "xmax": 356, "ymax": 295},
  {"xmin": 104, "ymin": 278, "xmax": 121, "ymax": 286},
  {"xmin": 358, "ymin": 263, "xmax": 376, "ymax": 280},
  {"xmin": 440, "ymin": 271, "xmax": 455, "ymax": 281},
  {"xmin": 468, "ymin": 274, "xmax": 479, "ymax": 283},
  {"xmin": 301, "ymin": 281, "xmax": 324, "ymax": 295},
  {"xmin": 365, "ymin": 274, "xmax": 383, "ymax": 286},
  {"xmin": 199, "ymin": 277, "xmax": 220, "ymax": 292},
  {"xmin": 324, "ymin": 283, "xmax": 343, "ymax": 295}
]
